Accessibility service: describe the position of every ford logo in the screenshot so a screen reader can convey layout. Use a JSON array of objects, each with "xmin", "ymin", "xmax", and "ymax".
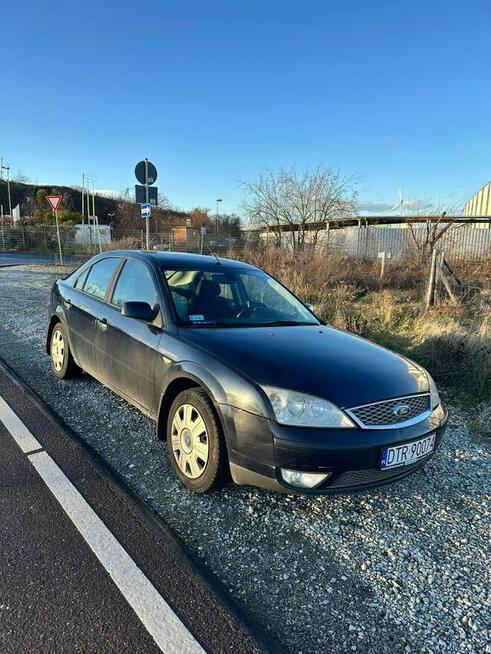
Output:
[{"xmin": 393, "ymin": 404, "xmax": 411, "ymax": 418}]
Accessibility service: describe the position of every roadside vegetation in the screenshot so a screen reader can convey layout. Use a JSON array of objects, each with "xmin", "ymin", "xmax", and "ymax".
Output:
[{"xmin": 234, "ymin": 246, "xmax": 491, "ymax": 435}]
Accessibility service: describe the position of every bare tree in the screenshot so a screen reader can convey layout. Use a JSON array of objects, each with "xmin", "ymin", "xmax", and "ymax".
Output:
[
  {"xmin": 241, "ymin": 165, "xmax": 358, "ymax": 251},
  {"xmin": 406, "ymin": 201, "xmax": 464, "ymax": 258},
  {"xmin": 188, "ymin": 207, "xmax": 210, "ymax": 229}
]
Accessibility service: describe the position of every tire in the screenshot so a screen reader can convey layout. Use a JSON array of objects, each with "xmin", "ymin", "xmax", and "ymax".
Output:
[
  {"xmin": 166, "ymin": 388, "xmax": 229, "ymax": 493},
  {"xmin": 49, "ymin": 321, "xmax": 81, "ymax": 379}
]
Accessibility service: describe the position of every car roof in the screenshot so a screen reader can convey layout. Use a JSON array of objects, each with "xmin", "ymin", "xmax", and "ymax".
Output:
[{"xmin": 100, "ymin": 250, "xmax": 259, "ymax": 271}]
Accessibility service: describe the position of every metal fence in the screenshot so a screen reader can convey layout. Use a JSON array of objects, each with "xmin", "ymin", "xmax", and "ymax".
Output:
[
  {"xmin": 327, "ymin": 224, "xmax": 491, "ymax": 260},
  {"xmin": 0, "ymin": 222, "xmax": 489, "ymax": 264},
  {"xmin": 0, "ymin": 225, "xmax": 243, "ymax": 264},
  {"xmin": 256, "ymin": 222, "xmax": 491, "ymax": 261}
]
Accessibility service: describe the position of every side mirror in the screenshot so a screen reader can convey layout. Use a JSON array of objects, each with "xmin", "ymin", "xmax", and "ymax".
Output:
[{"xmin": 121, "ymin": 301, "xmax": 159, "ymax": 322}]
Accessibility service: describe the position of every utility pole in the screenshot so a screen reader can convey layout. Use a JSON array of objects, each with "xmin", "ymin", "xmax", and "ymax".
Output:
[
  {"xmin": 5, "ymin": 166, "xmax": 12, "ymax": 222},
  {"xmin": 82, "ymin": 174, "xmax": 98, "ymax": 248},
  {"xmin": 1, "ymin": 204, "xmax": 4, "ymax": 250},
  {"xmin": 0, "ymin": 159, "xmax": 2, "ymax": 233},
  {"xmin": 81, "ymin": 173, "xmax": 85, "ymax": 229},
  {"xmin": 0, "ymin": 160, "xmax": 12, "ymax": 223},
  {"xmin": 145, "ymin": 158, "xmax": 150, "ymax": 250},
  {"xmin": 91, "ymin": 177, "xmax": 96, "ymax": 217}
]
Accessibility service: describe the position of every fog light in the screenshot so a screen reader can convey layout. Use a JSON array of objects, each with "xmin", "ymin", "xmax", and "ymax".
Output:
[{"xmin": 280, "ymin": 468, "xmax": 331, "ymax": 489}]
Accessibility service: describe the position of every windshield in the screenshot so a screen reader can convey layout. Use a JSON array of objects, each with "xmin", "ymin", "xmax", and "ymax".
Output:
[{"xmin": 162, "ymin": 267, "xmax": 319, "ymax": 327}]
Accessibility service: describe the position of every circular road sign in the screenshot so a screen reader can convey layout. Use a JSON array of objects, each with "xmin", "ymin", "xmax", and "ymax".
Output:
[{"xmin": 135, "ymin": 160, "xmax": 158, "ymax": 185}]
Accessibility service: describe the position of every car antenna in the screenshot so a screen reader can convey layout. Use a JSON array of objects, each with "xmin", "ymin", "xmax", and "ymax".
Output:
[{"xmin": 205, "ymin": 245, "xmax": 221, "ymax": 265}]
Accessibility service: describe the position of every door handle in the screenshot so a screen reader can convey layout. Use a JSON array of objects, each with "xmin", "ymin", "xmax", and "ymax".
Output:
[
  {"xmin": 63, "ymin": 298, "xmax": 71, "ymax": 309},
  {"xmin": 97, "ymin": 317, "xmax": 108, "ymax": 328}
]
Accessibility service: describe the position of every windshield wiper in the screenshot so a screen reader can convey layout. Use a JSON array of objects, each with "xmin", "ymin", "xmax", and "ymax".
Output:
[
  {"xmin": 185, "ymin": 321, "xmax": 251, "ymax": 328},
  {"xmin": 184, "ymin": 320, "xmax": 318, "ymax": 328},
  {"xmin": 254, "ymin": 320, "xmax": 318, "ymax": 327}
]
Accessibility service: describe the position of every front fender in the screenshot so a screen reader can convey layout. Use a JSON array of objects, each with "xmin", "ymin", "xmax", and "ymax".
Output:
[
  {"xmin": 156, "ymin": 357, "xmax": 273, "ymax": 450},
  {"xmin": 161, "ymin": 356, "xmax": 271, "ymax": 418},
  {"xmin": 163, "ymin": 360, "xmax": 229, "ymax": 406}
]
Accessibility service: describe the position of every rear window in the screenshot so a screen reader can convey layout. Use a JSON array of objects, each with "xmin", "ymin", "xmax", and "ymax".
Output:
[
  {"xmin": 83, "ymin": 258, "xmax": 119, "ymax": 300},
  {"xmin": 74, "ymin": 268, "xmax": 90, "ymax": 290}
]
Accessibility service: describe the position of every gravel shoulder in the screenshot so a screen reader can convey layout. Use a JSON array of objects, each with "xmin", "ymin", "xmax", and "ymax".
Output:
[{"xmin": 1, "ymin": 265, "xmax": 489, "ymax": 654}]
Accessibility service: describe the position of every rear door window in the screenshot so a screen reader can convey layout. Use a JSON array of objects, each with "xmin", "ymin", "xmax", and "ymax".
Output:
[
  {"xmin": 112, "ymin": 259, "xmax": 159, "ymax": 309},
  {"xmin": 83, "ymin": 258, "xmax": 119, "ymax": 300}
]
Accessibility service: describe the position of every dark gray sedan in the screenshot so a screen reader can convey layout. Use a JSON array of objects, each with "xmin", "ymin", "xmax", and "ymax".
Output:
[{"xmin": 47, "ymin": 250, "xmax": 448, "ymax": 494}]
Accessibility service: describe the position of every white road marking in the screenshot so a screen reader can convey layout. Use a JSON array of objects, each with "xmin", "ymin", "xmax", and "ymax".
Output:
[
  {"xmin": 0, "ymin": 396, "xmax": 42, "ymax": 453},
  {"xmin": 0, "ymin": 397, "xmax": 205, "ymax": 654}
]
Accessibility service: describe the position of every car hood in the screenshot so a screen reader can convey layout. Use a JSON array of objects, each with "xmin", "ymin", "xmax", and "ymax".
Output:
[{"xmin": 181, "ymin": 325, "xmax": 429, "ymax": 408}]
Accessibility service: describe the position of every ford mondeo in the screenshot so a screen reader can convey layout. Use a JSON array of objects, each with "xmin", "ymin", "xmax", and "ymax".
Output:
[{"xmin": 47, "ymin": 251, "xmax": 448, "ymax": 493}]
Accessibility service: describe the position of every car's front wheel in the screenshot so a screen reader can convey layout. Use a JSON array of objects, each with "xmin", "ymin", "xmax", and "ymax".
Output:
[
  {"xmin": 50, "ymin": 322, "xmax": 81, "ymax": 379},
  {"xmin": 167, "ymin": 388, "xmax": 229, "ymax": 493}
]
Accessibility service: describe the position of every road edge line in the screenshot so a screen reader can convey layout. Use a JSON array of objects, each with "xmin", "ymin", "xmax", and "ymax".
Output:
[
  {"xmin": 0, "ymin": 357, "xmax": 282, "ymax": 654},
  {"xmin": 27, "ymin": 450, "xmax": 205, "ymax": 654}
]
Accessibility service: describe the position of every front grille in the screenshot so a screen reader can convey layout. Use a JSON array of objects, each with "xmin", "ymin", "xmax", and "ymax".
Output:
[
  {"xmin": 328, "ymin": 459, "xmax": 427, "ymax": 489},
  {"xmin": 347, "ymin": 394, "xmax": 430, "ymax": 429}
]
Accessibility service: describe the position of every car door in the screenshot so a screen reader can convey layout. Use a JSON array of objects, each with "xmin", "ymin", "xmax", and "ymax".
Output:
[
  {"xmin": 63, "ymin": 257, "xmax": 120, "ymax": 375},
  {"xmin": 94, "ymin": 257, "xmax": 163, "ymax": 415}
]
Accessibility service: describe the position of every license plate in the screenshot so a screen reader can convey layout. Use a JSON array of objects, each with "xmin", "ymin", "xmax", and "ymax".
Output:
[{"xmin": 380, "ymin": 434, "xmax": 436, "ymax": 469}]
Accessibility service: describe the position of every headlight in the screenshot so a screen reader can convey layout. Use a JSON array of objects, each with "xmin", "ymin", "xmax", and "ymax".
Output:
[
  {"xmin": 428, "ymin": 374, "xmax": 441, "ymax": 409},
  {"xmin": 262, "ymin": 386, "xmax": 355, "ymax": 428}
]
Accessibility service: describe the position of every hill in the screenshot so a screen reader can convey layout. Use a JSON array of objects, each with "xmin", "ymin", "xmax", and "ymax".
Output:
[{"xmin": 0, "ymin": 180, "xmax": 189, "ymax": 231}]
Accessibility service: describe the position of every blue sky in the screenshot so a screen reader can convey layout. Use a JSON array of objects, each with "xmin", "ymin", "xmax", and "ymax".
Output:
[{"xmin": 1, "ymin": 0, "xmax": 490, "ymax": 215}]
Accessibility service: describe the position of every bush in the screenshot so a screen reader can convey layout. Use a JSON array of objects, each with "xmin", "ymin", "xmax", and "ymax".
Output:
[{"xmin": 411, "ymin": 316, "xmax": 491, "ymax": 400}]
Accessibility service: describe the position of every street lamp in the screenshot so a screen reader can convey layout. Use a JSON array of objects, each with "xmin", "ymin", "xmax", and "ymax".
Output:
[{"xmin": 216, "ymin": 198, "xmax": 222, "ymax": 234}]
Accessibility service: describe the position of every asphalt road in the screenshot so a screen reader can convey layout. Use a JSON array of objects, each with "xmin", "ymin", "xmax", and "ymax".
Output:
[
  {"xmin": 0, "ymin": 363, "xmax": 266, "ymax": 654},
  {"xmin": 0, "ymin": 252, "xmax": 80, "ymax": 266},
  {"xmin": 0, "ymin": 264, "xmax": 489, "ymax": 654}
]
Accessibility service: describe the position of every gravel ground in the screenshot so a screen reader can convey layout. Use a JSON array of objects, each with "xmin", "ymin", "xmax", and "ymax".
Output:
[{"xmin": 0, "ymin": 264, "xmax": 489, "ymax": 654}]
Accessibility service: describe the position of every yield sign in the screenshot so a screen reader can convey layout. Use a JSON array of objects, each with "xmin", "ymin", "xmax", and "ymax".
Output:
[{"xmin": 46, "ymin": 195, "xmax": 63, "ymax": 211}]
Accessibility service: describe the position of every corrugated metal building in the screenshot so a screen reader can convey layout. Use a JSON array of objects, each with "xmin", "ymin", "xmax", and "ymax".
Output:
[{"xmin": 464, "ymin": 181, "xmax": 491, "ymax": 216}]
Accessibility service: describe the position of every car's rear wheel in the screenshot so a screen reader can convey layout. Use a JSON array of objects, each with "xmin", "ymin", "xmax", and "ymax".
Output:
[
  {"xmin": 167, "ymin": 388, "xmax": 229, "ymax": 493},
  {"xmin": 50, "ymin": 322, "xmax": 81, "ymax": 379}
]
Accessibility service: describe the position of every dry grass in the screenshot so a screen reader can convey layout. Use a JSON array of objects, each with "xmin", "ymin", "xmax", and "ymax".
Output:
[
  {"xmin": 471, "ymin": 402, "xmax": 491, "ymax": 438},
  {"xmin": 100, "ymin": 236, "xmax": 142, "ymax": 251},
  {"xmin": 232, "ymin": 245, "xmax": 491, "ymax": 408}
]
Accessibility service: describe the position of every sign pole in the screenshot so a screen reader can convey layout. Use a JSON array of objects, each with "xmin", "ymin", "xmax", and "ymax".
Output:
[
  {"xmin": 1, "ymin": 204, "xmax": 5, "ymax": 250},
  {"xmin": 145, "ymin": 158, "xmax": 150, "ymax": 250},
  {"xmin": 46, "ymin": 195, "xmax": 64, "ymax": 265},
  {"xmin": 200, "ymin": 222, "xmax": 207, "ymax": 254},
  {"xmin": 54, "ymin": 208, "xmax": 64, "ymax": 266},
  {"xmin": 134, "ymin": 159, "xmax": 157, "ymax": 250}
]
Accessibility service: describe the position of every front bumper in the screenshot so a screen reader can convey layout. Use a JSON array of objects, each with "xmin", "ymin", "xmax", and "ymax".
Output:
[{"xmin": 224, "ymin": 403, "xmax": 448, "ymax": 494}]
